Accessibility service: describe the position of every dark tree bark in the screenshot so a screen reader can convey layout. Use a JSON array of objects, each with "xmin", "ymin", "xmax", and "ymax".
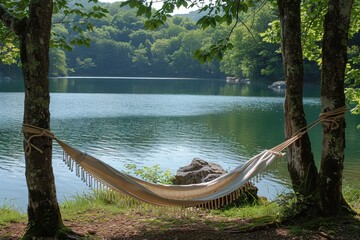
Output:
[
  {"xmin": 319, "ymin": 0, "xmax": 353, "ymax": 216},
  {"xmin": 277, "ymin": 0, "xmax": 319, "ymax": 197},
  {"xmin": 1, "ymin": 1, "xmax": 68, "ymax": 238},
  {"xmin": 21, "ymin": 0, "xmax": 65, "ymax": 236}
]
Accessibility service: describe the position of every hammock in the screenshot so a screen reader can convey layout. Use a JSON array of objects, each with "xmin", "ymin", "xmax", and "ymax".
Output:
[{"xmin": 22, "ymin": 106, "xmax": 346, "ymax": 209}]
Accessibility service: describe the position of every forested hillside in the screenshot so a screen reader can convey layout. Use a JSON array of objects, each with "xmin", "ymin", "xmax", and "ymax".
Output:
[{"xmin": 1, "ymin": 1, "xmax": 321, "ymax": 81}]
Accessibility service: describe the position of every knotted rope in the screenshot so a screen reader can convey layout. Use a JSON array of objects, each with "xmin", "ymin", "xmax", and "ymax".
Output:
[
  {"xmin": 295, "ymin": 105, "xmax": 347, "ymax": 137},
  {"xmin": 319, "ymin": 105, "xmax": 347, "ymax": 129},
  {"xmin": 22, "ymin": 124, "xmax": 57, "ymax": 155},
  {"xmin": 266, "ymin": 105, "xmax": 347, "ymax": 155}
]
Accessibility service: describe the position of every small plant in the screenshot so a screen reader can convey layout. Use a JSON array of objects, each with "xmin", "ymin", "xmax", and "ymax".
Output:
[
  {"xmin": 275, "ymin": 191, "xmax": 313, "ymax": 220},
  {"xmin": 0, "ymin": 205, "xmax": 25, "ymax": 227},
  {"xmin": 343, "ymin": 183, "xmax": 360, "ymax": 211},
  {"xmin": 124, "ymin": 164, "xmax": 174, "ymax": 184}
]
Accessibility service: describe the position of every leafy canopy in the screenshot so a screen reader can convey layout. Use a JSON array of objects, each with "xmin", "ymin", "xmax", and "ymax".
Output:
[
  {"xmin": 0, "ymin": 0, "xmax": 108, "ymax": 64},
  {"xmin": 121, "ymin": 0, "xmax": 266, "ymax": 62}
]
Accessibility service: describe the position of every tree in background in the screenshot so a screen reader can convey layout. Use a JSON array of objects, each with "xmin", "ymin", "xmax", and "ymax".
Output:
[
  {"xmin": 50, "ymin": 48, "xmax": 71, "ymax": 77},
  {"xmin": 0, "ymin": 2, "xmax": 292, "ymax": 79},
  {"xmin": 63, "ymin": 7, "xmax": 225, "ymax": 78},
  {"xmin": 220, "ymin": 3, "xmax": 283, "ymax": 81},
  {"xmin": 0, "ymin": 0, "xmax": 107, "ymax": 237}
]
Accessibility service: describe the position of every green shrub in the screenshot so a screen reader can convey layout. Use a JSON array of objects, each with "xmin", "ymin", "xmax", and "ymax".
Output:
[
  {"xmin": 124, "ymin": 163, "xmax": 174, "ymax": 184},
  {"xmin": 275, "ymin": 192, "xmax": 313, "ymax": 219}
]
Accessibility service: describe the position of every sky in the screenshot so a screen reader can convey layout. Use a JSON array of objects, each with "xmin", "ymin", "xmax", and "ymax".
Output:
[{"xmin": 99, "ymin": 0, "xmax": 197, "ymax": 14}]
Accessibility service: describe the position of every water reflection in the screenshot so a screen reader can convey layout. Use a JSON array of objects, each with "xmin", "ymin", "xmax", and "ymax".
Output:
[{"xmin": 0, "ymin": 77, "xmax": 321, "ymax": 97}]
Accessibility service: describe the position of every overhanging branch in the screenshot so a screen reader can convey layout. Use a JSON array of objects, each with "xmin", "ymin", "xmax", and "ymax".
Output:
[{"xmin": 0, "ymin": 4, "xmax": 25, "ymax": 36}]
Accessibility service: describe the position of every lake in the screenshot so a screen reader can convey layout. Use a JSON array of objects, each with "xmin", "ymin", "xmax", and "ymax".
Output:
[{"xmin": 1, "ymin": 77, "xmax": 359, "ymax": 211}]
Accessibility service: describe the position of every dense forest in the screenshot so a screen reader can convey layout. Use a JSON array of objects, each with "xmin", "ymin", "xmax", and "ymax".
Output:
[{"xmin": 1, "ymin": 1, "xmax": 321, "ymax": 81}]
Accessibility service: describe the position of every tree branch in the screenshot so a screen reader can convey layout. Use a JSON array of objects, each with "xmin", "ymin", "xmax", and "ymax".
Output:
[{"xmin": 0, "ymin": 4, "xmax": 26, "ymax": 36}]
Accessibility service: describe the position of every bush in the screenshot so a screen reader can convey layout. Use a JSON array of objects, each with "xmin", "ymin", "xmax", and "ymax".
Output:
[{"xmin": 124, "ymin": 164, "xmax": 174, "ymax": 184}]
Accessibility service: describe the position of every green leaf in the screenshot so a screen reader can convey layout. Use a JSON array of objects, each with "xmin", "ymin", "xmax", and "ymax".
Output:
[{"xmin": 144, "ymin": 19, "xmax": 164, "ymax": 31}]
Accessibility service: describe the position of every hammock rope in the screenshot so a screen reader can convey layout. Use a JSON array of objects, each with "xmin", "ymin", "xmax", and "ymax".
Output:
[{"xmin": 21, "ymin": 106, "xmax": 346, "ymax": 208}]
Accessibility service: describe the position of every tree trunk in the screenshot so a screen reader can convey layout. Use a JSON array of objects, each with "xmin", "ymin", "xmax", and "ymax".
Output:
[
  {"xmin": 277, "ymin": 0, "xmax": 319, "ymax": 197},
  {"xmin": 20, "ymin": 0, "xmax": 65, "ymax": 237},
  {"xmin": 319, "ymin": 0, "xmax": 353, "ymax": 216}
]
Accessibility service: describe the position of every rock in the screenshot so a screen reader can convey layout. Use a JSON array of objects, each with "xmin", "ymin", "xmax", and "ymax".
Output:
[
  {"xmin": 172, "ymin": 158, "xmax": 226, "ymax": 185},
  {"xmin": 226, "ymin": 76, "xmax": 239, "ymax": 83},
  {"xmin": 268, "ymin": 80, "xmax": 286, "ymax": 90},
  {"xmin": 239, "ymin": 78, "xmax": 250, "ymax": 84},
  {"xmin": 172, "ymin": 158, "xmax": 259, "ymax": 206}
]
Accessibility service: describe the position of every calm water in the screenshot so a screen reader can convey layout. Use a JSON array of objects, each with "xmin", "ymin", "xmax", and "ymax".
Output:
[{"xmin": 1, "ymin": 77, "xmax": 359, "ymax": 211}]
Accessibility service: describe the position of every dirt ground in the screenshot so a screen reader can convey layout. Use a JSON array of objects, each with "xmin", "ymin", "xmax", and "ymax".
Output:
[{"xmin": 1, "ymin": 210, "xmax": 360, "ymax": 239}]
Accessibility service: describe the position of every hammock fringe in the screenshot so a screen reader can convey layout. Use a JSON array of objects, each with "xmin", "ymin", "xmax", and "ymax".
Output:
[{"xmin": 62, "ymin": 150, "xmax": 261, "ymax": 209}]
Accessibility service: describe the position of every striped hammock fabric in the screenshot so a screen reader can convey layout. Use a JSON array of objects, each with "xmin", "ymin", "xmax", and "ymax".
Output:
[{"xmin": 23, "ymin": 124, "xmax": 299, "ymax": 208}]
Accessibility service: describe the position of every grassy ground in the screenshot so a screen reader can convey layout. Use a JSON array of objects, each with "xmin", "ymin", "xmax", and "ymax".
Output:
[{"xmin": 1, "ymin": 187, "xmax": 360, "ymax": 239}]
